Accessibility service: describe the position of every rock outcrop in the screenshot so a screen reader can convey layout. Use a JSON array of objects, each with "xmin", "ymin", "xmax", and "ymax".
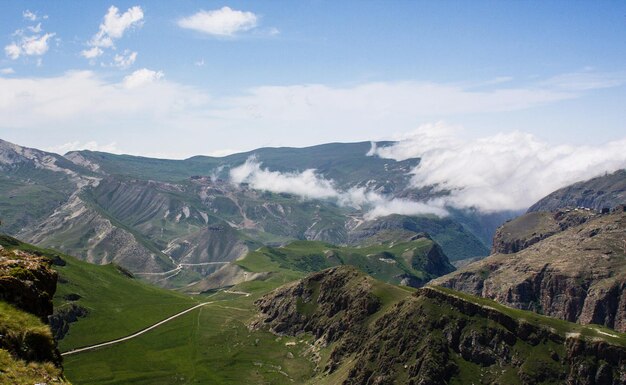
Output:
[
  {"xmin": 434, "ymin": 211, "xmax": 626, "ymax": 332},
  {"xmin": 491, "ymin": 209, "xmax": 596, "ymax": 254},
  {"xmin": 0, "ymin": 235, "xmax": 70, "ymax": 384},
  {"xmin": 252, "ymin": 266, "xmax": 626, "ymax": 384},
  {"xmin": 0, "ymin": 239, "xmax": 58, "ymax": 321}
]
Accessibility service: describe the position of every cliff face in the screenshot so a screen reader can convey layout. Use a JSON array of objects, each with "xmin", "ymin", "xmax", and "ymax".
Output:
[
  {"xmin": 434, "ymin": 211, "xmax": 626, "ymax": 332},
  {"xmin": 491, "ymin": 209, "xmax": 595, "ymax": 254},
  {"xmin": 252, "ymin": 266, "xmax": 626, "ymax": 384},
  {"xmin": 250, "ymin": 266, "xmax": 381, "ymax": 352},
  {"xmin": 0, "ymin": 239, "xmax": 58, "ymax": 321},
  {"xmin": 0, "ymin": 235, "xmax": 70, "ymax": 384}
]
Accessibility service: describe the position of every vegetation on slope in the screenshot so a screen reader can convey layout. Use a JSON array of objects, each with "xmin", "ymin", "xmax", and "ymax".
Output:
[
  {"xmin": 235, "ymin": 236, "xmax": 455, "ymax": 287},
  {"xmin": 0, "ymin": 234, "xmax": 196, "ymax": 352}
]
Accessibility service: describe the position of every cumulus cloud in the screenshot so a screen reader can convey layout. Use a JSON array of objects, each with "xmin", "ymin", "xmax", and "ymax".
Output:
[
  {"xmin": 0, "ymin": 68, "xmax": 15, "ymax": 75},
  {"xmin": 229, "ymin": 157, "xmax": 448, "ymax": 218},
  {"xmin": 89, "ymin": 5, "xmax": 144, "ymax": 48},
  {"xmin": 82, "ymin": 5, "xmax": 143, "ymax": 65},
  {"xmin": 123, "ymin": 68, "xmax": 164, "ymax": 88},
  {"xmin": 23, "ymin": 10, "xmax": 38, "ymax": 21},
  {"xmin": 370, "ymin": 123, "xmax": 626, "ymax": 212},
  {"xmin": 178, "ymin": 7, "xmax": 258, "ymax": 36},
  {"xmin": 80, "ymin": 46, "xmax": 103, "ymax": 59},
  {"xmin": 4, "ymin": 32, "xmax": 55, "ymax": 60},
  {"xmin": 113, "ymin": 50, "xmax": 137, "ymax": 69}
]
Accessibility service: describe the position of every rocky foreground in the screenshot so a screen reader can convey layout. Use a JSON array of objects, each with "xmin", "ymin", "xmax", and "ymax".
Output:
[{"xmin": 0, "ymin": 235, "xmax": 70, "ymax": 384}]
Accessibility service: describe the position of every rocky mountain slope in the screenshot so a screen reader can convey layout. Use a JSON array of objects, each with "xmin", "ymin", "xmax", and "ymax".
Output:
[
  {"xmin": 434, "ymin": 210, "xmax": 626, "ymax": 332},
  {"xmin": 491, "ymin": 208, "xmax": 597, "ymax": 254},
  {"xmin": 0, "ymin": 235, "xmax": 70, "ymax": 384},
  {"xmin": 252, "ymin": 266, "xmax": 626, "ymax": 384},
  {"xmin": 528, "ymin": 169, "xmax": 626, "ymax": 213},
  {"xmin": 1, "ymin": 138, "xmax": 495, "ymax": 288}
]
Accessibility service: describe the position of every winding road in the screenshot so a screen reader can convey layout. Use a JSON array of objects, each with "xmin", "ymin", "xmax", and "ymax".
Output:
[{"xmin": 61, "ymin": 301, "xmax": 214, "ymax": 356}]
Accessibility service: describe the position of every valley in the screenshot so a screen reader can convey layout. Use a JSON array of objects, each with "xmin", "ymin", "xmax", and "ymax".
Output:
[{"xmin": 1, "ymin": 138, "xmax": 626, "ymax": 385}]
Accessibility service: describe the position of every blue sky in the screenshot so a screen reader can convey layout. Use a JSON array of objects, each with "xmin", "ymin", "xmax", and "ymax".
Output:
[{"xmin": 0, "ymin": 1, "xmax": 625, "ymax": 158}]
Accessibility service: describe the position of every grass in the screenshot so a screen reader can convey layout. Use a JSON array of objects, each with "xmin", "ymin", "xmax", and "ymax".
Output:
[
  {"xmin": 236, "ymin": 238, "xmax": 450, "ymax": 287},
  {"xmin": 62, "ymin": 287, "xmax": 316, "ymax": 385},
  {"xmin": 0, "ymin": 234, "xmax": 197, "ymax": 352}
]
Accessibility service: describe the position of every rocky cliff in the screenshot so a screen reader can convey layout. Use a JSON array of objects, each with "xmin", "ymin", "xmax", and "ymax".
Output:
[
  {"xmin": 252, "ymin": 266, "xmax": 626, "ymax": 384},
  {"xmin": 434, "ymin": 211, "xmax": 626, "ymax": 332},
  {"xmin": 491, "ymin": 209, "xmax": 596, "ymax": 254},
  {"xmin": 0, "ymin": 234, "xmax": 70, "ymax": 384}
]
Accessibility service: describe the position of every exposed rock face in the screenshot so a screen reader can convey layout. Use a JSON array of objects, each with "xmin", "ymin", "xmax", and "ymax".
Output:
[
  {"xmin": 528, "ymin": 169, "xmax": 626, "ymax": 213},
  {"xmin": 0, "ymin": 243, "xmax": 58, "ymax": 321},
  {"xmin": 434, "ymin": 211, "xmax": 626, "ymax": 332},
  {"xmin": 491, "ymin": 209, "xmax": 596, "ymax": 254},
  {"xmin": 250, "ymin": 266, "xmax": 380, "ymax": 356},
  {"xmin": 49, "ymin": 303, "xmax": 89, "ymax": 341},
  {"xmin": 252, "ymin": 267, "xmax": 626, "ymax": 384},
  {"xmin": 0, "ymin": 236, "xmax": 69, "ymax": 383}
]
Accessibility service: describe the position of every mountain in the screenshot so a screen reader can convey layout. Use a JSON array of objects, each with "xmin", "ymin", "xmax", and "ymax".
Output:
[
  {"xmin": 192, "ymin": 235, "xmax": 455, "ymax": 292},
  {"xmin": 252, "ymin": 266, "xmax": 626, "ymax": 384},
  {"xmin": 528, "ymin": 169, "xmax": 626, "ymax": 213},
  {"xmin": 2, "ymin": 138, "xmax": 498, "ymax": 287},
  {"xmin": 435, "ymin": 209, "xmax": 626, "ymax": 332},
  {"xmin": 434, "ymin": 170, "xmax": 626, "ymax": 332},
  {"xmin": 0, "ymin": 235, "xmax": 70, "ymax": 384}
]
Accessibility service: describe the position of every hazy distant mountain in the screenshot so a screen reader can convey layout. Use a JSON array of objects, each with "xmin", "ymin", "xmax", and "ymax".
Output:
[{"xmin": 1, "ymin": 138, "xmax": 516, "ymax": 287}]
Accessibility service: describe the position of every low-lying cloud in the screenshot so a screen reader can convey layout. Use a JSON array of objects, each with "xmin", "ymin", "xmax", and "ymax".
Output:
[
  {"xmin": 369, "ymin": 123, "xmax": 626, "ymax": 212},
  {"xmin": 229, "ymin": 157, "xmax": 448, "ymax": 219}
]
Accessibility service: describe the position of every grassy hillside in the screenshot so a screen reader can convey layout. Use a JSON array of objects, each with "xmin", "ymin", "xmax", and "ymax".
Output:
[
  {"xmin": 61, "ymin": 265, "xmax": 626, "ymax": 385},
  {"xmin": 235, "ymin": 237, "xmax": 454, "ymax": 287},
  {"xmin": 0, "ymin": 235, "xmax": 196, "ymax": 351}
]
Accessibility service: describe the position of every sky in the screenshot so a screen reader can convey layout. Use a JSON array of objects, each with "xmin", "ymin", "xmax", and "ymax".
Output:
[{"xmin": 0, "ymin": 1, "xmax": 625, "ymax": 161}]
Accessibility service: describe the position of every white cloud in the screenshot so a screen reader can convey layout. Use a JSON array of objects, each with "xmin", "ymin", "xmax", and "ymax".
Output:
[
  {"xmin": 22, "ymin": 33, "xmax": 55, "ymax": 56},
  {"xmin": 178, "ymin": 7, "xmax": 258, "ymax": 36},
  {"xmin": 229, "ymin": 157, "xmax": 448, "ymax": 218},
  {"xmin": 80, "ymin": 46, "xmax": 103, "ymax": 59},
  {"xmin": 23, "ymin": 10, "xmax": 38, "ymax": 21},
  {"xmin": 4, "ymin": 32, "xmax": 55, "ymax": 60},
  {"xmin": 371, "ymin": 123, "xmax": 626, "ymax": 212},
  {"xmin": 0, "ymin": 70, "xmax": 207, "ymax": 129},
  {"xmin": 195, "ymin": 59, "xmax": 205, "ymax": 67},
  {"xmin": 230, "ymin": 156, "xmax": 338, "ymax": 200},
  {"xmin": 0, "ymin": 68, "xmax": 15, "ymax": 75},
  {"xmin": 4, "ymin": 44, "xmax": 21, "ymax": 60},
  {"xmin": 0, "ymin": 70, "xmax": 623, "ymax": 160},
  {"xmin": 89, "ymin": 5, "xmax": 144, "ymax": 48},
  {"xmin": 81, "ymin": 5, "xmax": 143, "ymax": 64},
  {"xmin": 45, "ymin": 141, "xmax": 122, "ymax": 154},
  {"xmin": 123, "ymin": 68, "xmax": 164, "ymax": 88},
  {"xmin": 113, "ymin": 50, "xmax": 137, "ymax": 69},
  {"xmin": 28, "ymin": 23, "xmax": 42, "ymax": 33}
]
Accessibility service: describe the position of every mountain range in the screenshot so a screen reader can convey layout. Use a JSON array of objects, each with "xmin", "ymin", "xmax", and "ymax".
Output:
[{"xmin": 0, "ymin": 138, "xmax": 506, "ymax": 288}]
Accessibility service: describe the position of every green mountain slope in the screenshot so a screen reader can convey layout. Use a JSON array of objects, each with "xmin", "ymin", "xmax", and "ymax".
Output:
[
  {"xmin": 60, "ymin": 265, "xmax": 626, "ymax": 385},
  {"xmin": 0, "ymin": 235, "xmax": 196, "ymax": 352}
]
